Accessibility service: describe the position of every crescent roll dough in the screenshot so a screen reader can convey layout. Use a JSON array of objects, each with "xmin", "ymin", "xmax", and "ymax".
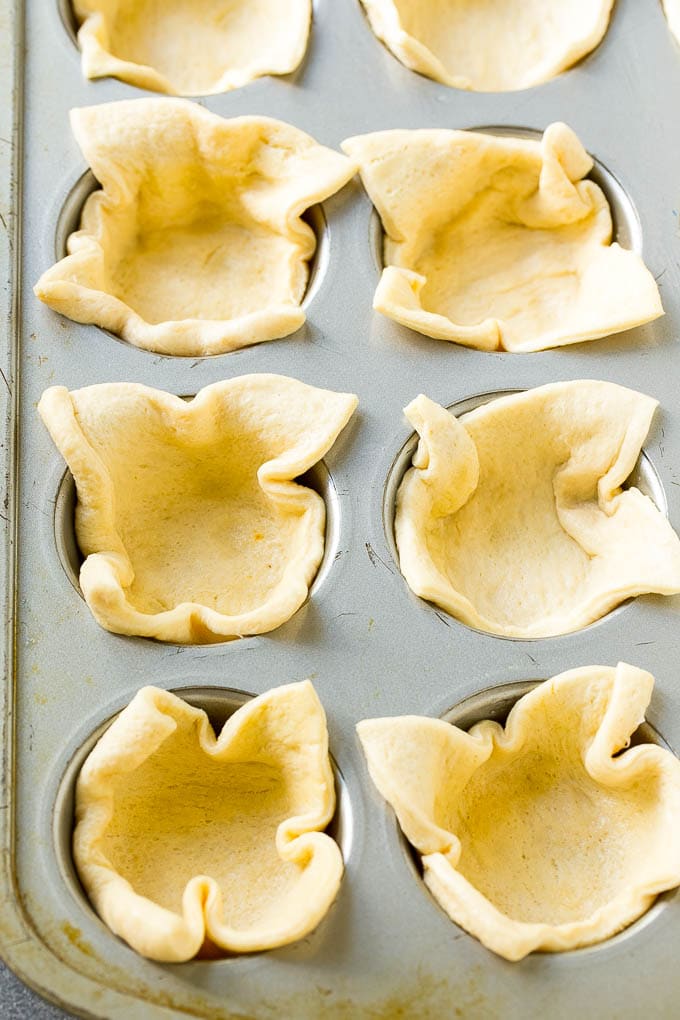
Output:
[
  {"xmin": 342, "ymin": 124, "xmax": 662, "ymax": 352},
  {"xmin": 663, "ymin": 1, "xmax": 680, "ymax": 47},
  {"xmin": 35, "ymin": 100, "xmax": 356, "ymax": 356},
  {"xmin": 360, "ymin": 0, "xmax": 614, "ymax": 92},
  {"xmin": 72, "ymin": 0, "xmax": 311, "ymax": 96},
  {"xmin": 75, "ymin": 681, "xmax": 342, "ymax": 961},
  {"xmin": 394, "ymin": 382, "xmax": 680, "ymax": 638},
  {"xmin": 358, "ymin": 663, "xmax": 680, "ymax": 961},
  {"xmin": 38, "ymin": 375, "xmax": 357, "ymax": 643}
]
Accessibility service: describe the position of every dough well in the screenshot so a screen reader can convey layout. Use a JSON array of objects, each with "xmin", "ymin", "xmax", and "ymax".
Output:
[
  {"xmin": 73, "ymin": 0, "xmax": 311, "ymax": 95},
  {"xmin": 360, "ymin": 0, "xmax": 614, "ymax": 92},
  {"xmin": 38, "ymin": 375, "xmax": 358, "ymax": 643},
  {"xmin": 75, "ymin": 682, "xmax": 343, "ymax": 961},
  {"xmin": 342, "ymin": 124, "xmax": 662, "ymax": 352},
  {"xmin": 358, "ymin": 663, "xmax": 680, "ymax": 960},
  {"xmin": 35, "ymin": 100, "xmax": 356, "ymax": 356},
  {"xmin": 395, "ymin": 382, "xmax": 680, "ymax": 638}
]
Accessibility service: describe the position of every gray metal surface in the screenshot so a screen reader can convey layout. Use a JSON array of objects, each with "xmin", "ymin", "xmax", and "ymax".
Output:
[{"xmin": 4, "ymin": 0, "xmax": 680, "ymax": 1016}]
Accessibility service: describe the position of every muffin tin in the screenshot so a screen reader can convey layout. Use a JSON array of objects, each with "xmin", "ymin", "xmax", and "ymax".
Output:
[{"xmin": 3, "ymin": 0, "xmax": 680, "ymax": 1015}]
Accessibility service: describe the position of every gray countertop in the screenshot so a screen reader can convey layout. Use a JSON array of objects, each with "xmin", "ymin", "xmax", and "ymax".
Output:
[{"xmin": 0, "ymin": 962, "xmax": 72, "ymax": 1019}]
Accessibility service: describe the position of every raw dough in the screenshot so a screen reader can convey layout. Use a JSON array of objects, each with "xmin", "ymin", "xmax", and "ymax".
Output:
[
  {"xmin": 38, "ymin": 375, "xmax": 357, "ymax": 643},
  {"xmin": 75, "ymin": 681, "xmax": 343, "ymax": 961},
  {"xmin": 358, "ymin": 663, "xmax": 680, "ymax": 961},
  {"xmin": 35, "ymin": 100, "xmax": 356, "ymax": 356},
  {"xmin": 395, "ymin": 382, "xmax": 680, "ymax": 638},
  {"xmin": 72, "ymin": 0, "xmax": 311, "ymax": 96},
  {"xmin": 663, "ymin": 1, "xmax": 680, "ymax": 47},
  {"xmin": 342, "ymin": 123, "xmax": 662, "ymax": 352},
  {"xmin": 360, "ymin": 0, "xmax": 614, "ymax": 92}
]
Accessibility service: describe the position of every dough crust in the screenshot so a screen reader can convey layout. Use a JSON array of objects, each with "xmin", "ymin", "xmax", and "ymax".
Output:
[
  {"xmin": 75, "ymin": 681, "xmax": 342, "ymax": 961},
  {"xmin": 360, "ymin": 0, "xmax": 614, "ymax": 92},
  {"xmin": 342, "ymin": 124, "xmax": 662, "ymax": 352},
  {"xmin": 358, "ymin": 663, "xmax": 680, "ymax": 961},
  {"xmin": 38, "ymin": 375, "xmax": 357, "ymax": 643},
  {"xmin": 72, "ymin": 0, "xmax": 311, "ymax": 96},
  {"xmin": 663, "ymin": 1, "xmax": 680, "ymax": 46},
  {"xmin": 395, "ymin": 382, "xmax": 680, "ymax": 638},
  {"xmin": 35, "ymin": 100, "xmax": 356, "ymax": 356}
]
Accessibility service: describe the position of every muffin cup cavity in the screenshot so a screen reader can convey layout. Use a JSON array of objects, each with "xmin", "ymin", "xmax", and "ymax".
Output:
[
  {"xmin": 54, "ymin": 170, "xmax": 331, "ymax": 355},
  {"xmin": 383, "ymin": 388, "xmax": 669, "ymax": 639},
  {"xmin": 391, "ymin": 677, "xmax": 676, "ymax": 955},
  {"xmin": 53, "ymin": 685, "xmax": 353, "ymax": 957},
  {"xmin": 53, "ymin": 456, "xmax": 342, "ymax": 611},
  {"xmin": 57, "ymin": 0, "xmax": 79, "ymax": 46}
]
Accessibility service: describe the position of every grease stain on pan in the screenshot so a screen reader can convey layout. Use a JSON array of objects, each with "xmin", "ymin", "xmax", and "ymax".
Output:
[
  {"xmin": 59, "ymin": 921, "xmax": 95, "ymax": 959},
  {"xmin": 256, "ymin": 970, "xmax": 500, "ymax": 1020}
]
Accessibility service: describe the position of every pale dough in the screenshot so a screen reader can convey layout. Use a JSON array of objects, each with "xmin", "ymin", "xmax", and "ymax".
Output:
[
  {"xmin": 75, "ymin": 681, "xmax": 343, "ymax": 961},
  {"xmin": 38, "ymin": 375, "xmax": 357, "ymax": 643},
  {"xmin": 395, "ymin": 382, "xmax": 680, "ymax": 638},
  {"xmin": 35, "ymin": 100, "xmax": 356, "ymax": 356},
  {"xmin": 358, "ymin": 663, "xmax": 680, "ymax": 961},
  {"xmin": 663, "ymin": 1, "xmax": 680, "ymax": 47},
  {"xmin": 360, "ymin": 0, "xmax": 614, "ymax": 92},
  {"xmin": 342, "ymin": 124, "xmax": 662, "ymax": 352},
  {"xmin": 72, "ymin": 0, "xmax": 311, "ymax": 96}
]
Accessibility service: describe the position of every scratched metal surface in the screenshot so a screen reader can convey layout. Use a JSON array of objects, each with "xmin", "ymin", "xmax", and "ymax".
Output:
[{"xmin": 4, "ymin": 0, "xmax": 680, "ymax": 1016}]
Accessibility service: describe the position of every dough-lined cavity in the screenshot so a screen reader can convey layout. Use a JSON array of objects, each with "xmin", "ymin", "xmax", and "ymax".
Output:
[
  {"xmin": 75, "ymin": 681, "xmax": 343, "ymax": 961},
  {"xmin": 342, "ymin": 124, "xmax": 662, "ymax": 352},
  {"xmin": 394, "ymin": 382, "xmax": 680, "ymax": 638},
  {"xmin": 358, "ymin": 663, "xmax": 680, "ymax": 960},
  {"xmin": 38, "ymin": 375, "xmax": 358, "ymax": 643},
  {"xmin": 72, "ymin": 0, "xmax": 311, "ymax": 96},
  {"xmin": 360, "ymin": 0, "xmax": 614, "ymax": 92},
  {"xmin": 35, "ymin": 100, "xmax": 356, "ymax": 357}
]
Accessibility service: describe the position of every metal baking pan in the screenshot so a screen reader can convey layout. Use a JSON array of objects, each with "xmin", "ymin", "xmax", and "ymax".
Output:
[{"xmin": 3, "ymin": 0, "xmax": 680, "ymax": 1015}]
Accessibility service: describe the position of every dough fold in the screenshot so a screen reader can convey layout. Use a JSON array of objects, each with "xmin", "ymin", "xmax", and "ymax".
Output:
[
  {"xmin": 342, "ymin": 124, "xmax": 662, "ymax": 352},
  {"xmin": 39, "ymin": 375, "xmax": 357, "ymax": 643},
  {"xmin": 395, "ymin": 382, "xmax": 680, "ymax": 638},
  {"xmin": 35, "ymin": 100, "xmax": 356, "ymax": 356},
  {"xmin": 72, "ymin": 0, "xmax": 311, "ymax": 96},
  {"xmin": 358, "ymin": 663, "xmax": 680, "ymax": 961},
  {"xmin": 75, "ymin": 681, "xmax": 342, "ymax": 961},
  {"xmin": 360, "ymin": 0, "xmax": 614, "ymax": 92}
]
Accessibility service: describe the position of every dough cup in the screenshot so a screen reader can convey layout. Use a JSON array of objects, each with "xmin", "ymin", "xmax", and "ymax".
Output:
[
  {"xmin": 35, "ymin": 100, "xmax": 356, "ymax": 356},
  {"xmin": 358, "ymin": 663, "xmax": 680, "ymax": 961},
  {"xmin": 393, "ymin": 381, "xmax": 680, "ymax": 638},
  {"xmin": 38, "ymin": 375, "xmax": 358, "ymax": 643},
  {"xmin": 343, "ymin": 124, "xmax": 662, "ymax": 352},
  {"xmin": 72, "ymin": 0, "xmax": 311, "ymax": 96},
  {"xmin": 74, "ymin": 681, "xmax": 343, "ymax": 962},
  {"xmin": 359, "ymin": 0, "xmax": 614, "ymax": 92}
]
